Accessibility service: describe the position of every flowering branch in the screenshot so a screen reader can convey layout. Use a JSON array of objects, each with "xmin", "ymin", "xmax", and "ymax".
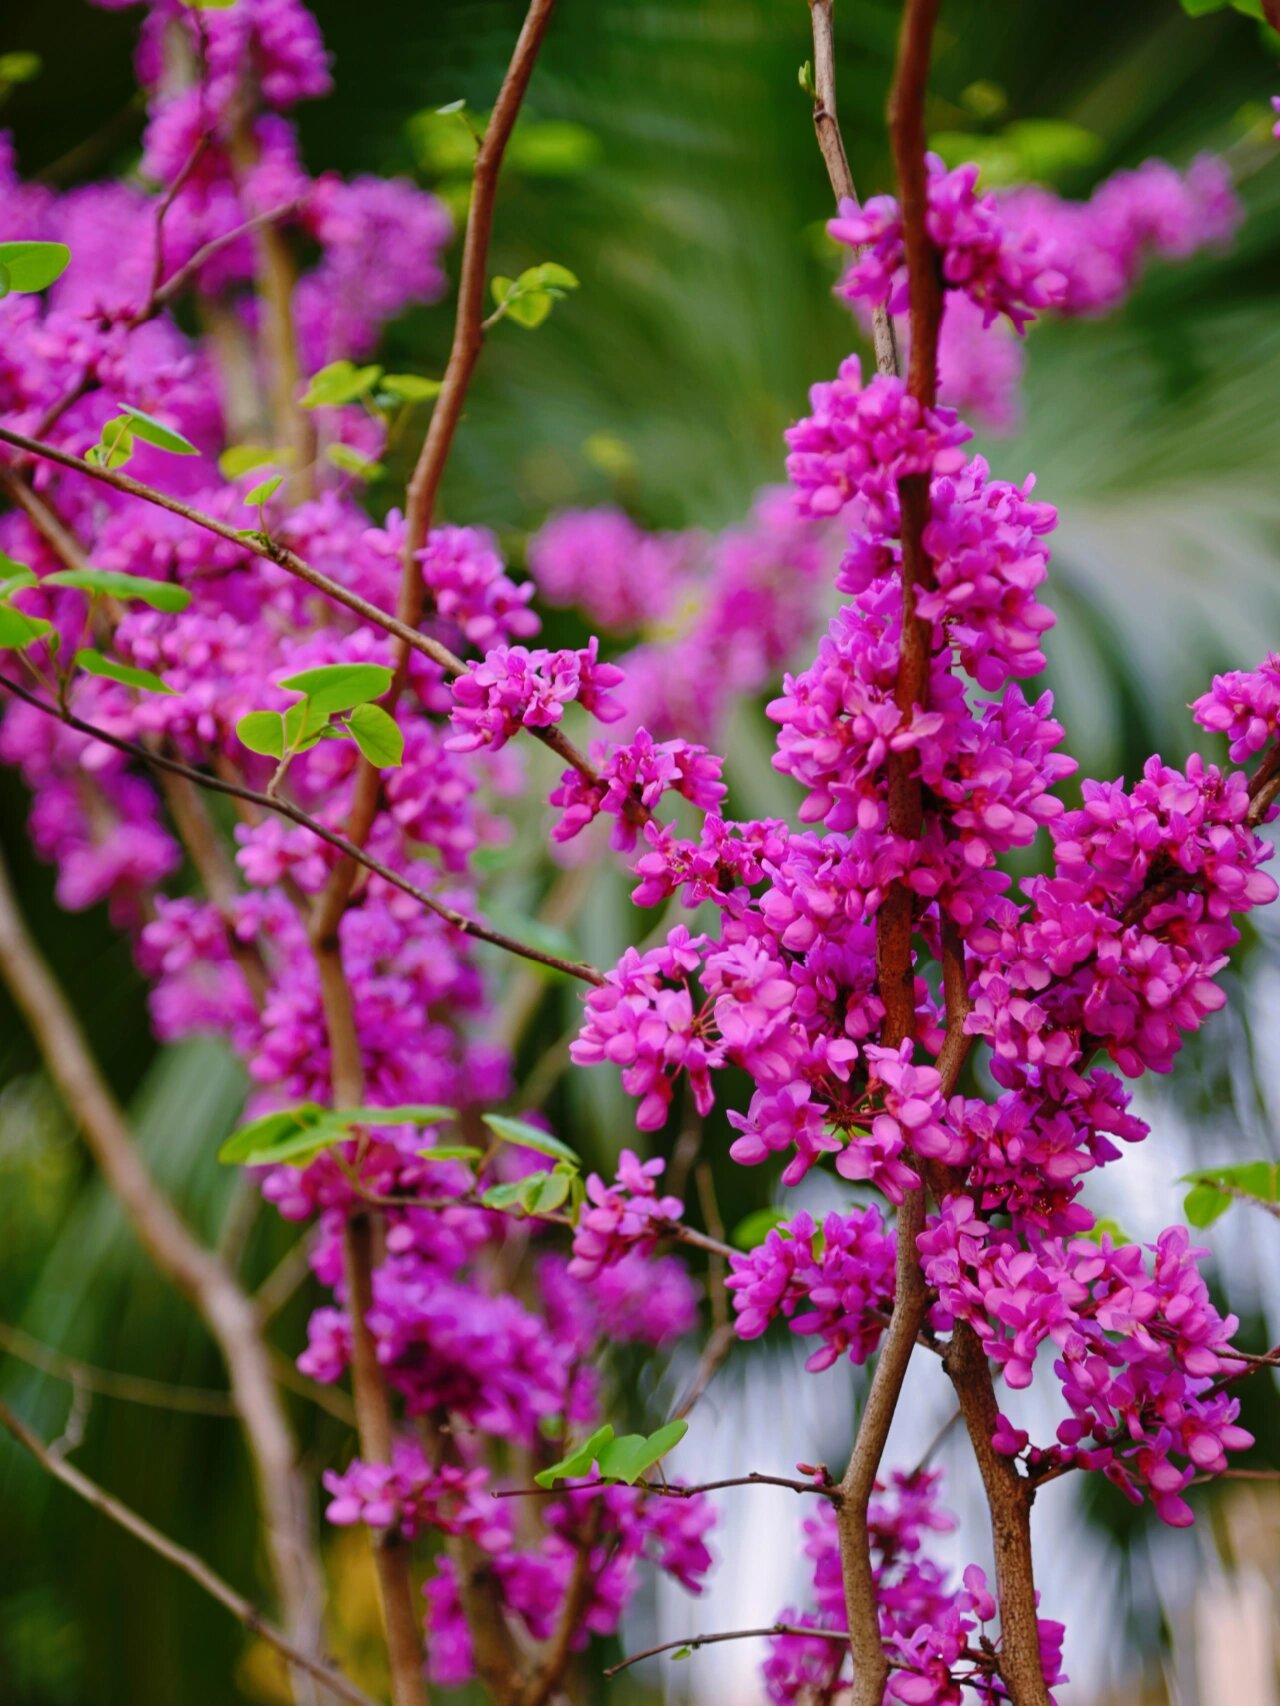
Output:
[
  {"xmin": 0, "ymin": 1398, "xmax": 379, "ymax": 1706},
  {"xmin": 603, "ymin": 1622, "xmax": 851, "ymax": 1678},
  {"xmin": 0, "ymin": 674, "xmax": 604, "ymax": 985}
]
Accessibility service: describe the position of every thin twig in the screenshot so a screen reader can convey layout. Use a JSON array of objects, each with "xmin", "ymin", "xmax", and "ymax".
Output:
[
  {"xmin": 494, "ymin": 1470, "xmax": 842, "ymax": 1503},
  {"xmin": 0, "ymin": 674, "xmax": 604, "ymax": 986},
  {"xmin": 603, "ymin": 1623, "xmax": 850, "ymax": 1679},
  {"xmin": 0, "ymin": 1398, "xmax": 381, "ymax": 1706},
  {"xmin": 807, "ymin": 0, "xmax": 898, "ymax": 376}
]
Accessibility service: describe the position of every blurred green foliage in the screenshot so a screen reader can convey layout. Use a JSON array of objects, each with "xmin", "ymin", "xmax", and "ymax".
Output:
[{"xmin": 1, "ymin": 0, "xmax": 1279, "ymax": 1701}]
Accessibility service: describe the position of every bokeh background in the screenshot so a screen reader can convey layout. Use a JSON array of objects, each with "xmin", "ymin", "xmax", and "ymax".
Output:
[{"xmin": 1, "ymin": 1, "xmax": 1280, "ymax": 1702}]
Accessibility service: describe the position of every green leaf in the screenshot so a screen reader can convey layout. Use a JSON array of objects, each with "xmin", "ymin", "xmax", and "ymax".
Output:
[
  {"xmin": 218, "ymin": 1102, "xmax": 329, "ymax": 1164},
  {"xmin": 505, "ymin": 290, "xmax": 554, "ymax": 329},
  {"xmin": 0, "ymin": 240, "xmax": 70, "ymax": 293},
  {"xmin": 282, "ymin": 696, "xmax": 327, "ymax": 753},
  {"xmin": 86, "ymin": 423, "xmax": 134, "ymax": 470},
  {"xmin": 241, "ymin": 1123, "xmax": 351, "ymax": 1167},
  {"xmin": 244, "ymin": 475, "xmax": 284, "ymax": 507},
  {"xmin": 43, "ymin": 568, "xmax": 190, "ymax": 613},
  {"xmin": 236, "ymin": 710, "xmax": 286, "ymax": 758},
  {"xmin": 1180, "ymin": 1160, "xmax": 1280, "ymax": 1228},
  {"xmin": 347, "ymin": 702, "xmax": 404, "ymax": 768},
  {"xmin": 1076, "ymin": 1216, "xmax": 1131, "ymax": 1246},
  {"xmin": 731, "ymin": 1206, "xmax": 789, "ymax": 1250},
  {"xmin": 523, "ymin": 262, "xmax": 579, "ymax": 292},
  {"xmin": 0, "ymin": 553, "xmax": 36, "ymax": 600},
  {"xmin": 75, "ymin": 648, "xmax": 174, "ymax": 695},
  {"xmin": 300, "ymin": 360, "xmax": 382, "ymax": 409},
  {"xmin": 277, "ymin": 662, "xmax": 393, "ymax": 715},
  {"xmin": 0, "ymin": 605, "xmax": 51, "ymax": 649},
  {"xmin": 1183, "ymin": 1182, "xmax": 1231, "ymax": 1229},
  {"xmin": 115, "ymin": 403, "xmax": 198, "ymax": 456},
  {"xmin": 379, "ymin": 374, "xmax": 444, "ymax": 403},
  {"xmin": 1230, "ymin": 0, "xmax": 1264, "ymax": 14},
  {"xmin": 334, "ymin": 1105, "xmax": 457, "ymax": 1127},
  {"xmin": 219, "ymin": 444, "xmax": 283, "ymax": 479},
  {"xmin": 179, "ymin": 0, "xmax": 238, "ymax": 8},
  {"xmin": 0, "ymin": 53, "xmax": 42, "ymax": 85},
  {"xmin": 491, "ymin": 276, "xmax": 516, "ymax": 306},
  {"xmin": 417, "ymin": 1145, "xmax": 484, "ymax": 1163},
  {"xmin": 1179, "ymin": 0, "xmax": 1228, "ymax": 13},
  {"xmin": 527, "ymin": 1170, "xmax": 571, "ymax": 1214},
  {"xmin": 324, "ymin": 443, "xmax": 385, "ymax": 481},
  {"xmin": 534, "ymin": 1424, "xmax": 615, "ymax": 1489},
  {"xmin": 481, "ymin": 1113, "xmax": 579, "ymax": 1166},
  {"xmin": 596, "ymin": 1418, "xmax": 689, "ymax": 1486},
  {"xmin": 481, "ymin": 1175, "xmax": 545, "ymax": 1211}
]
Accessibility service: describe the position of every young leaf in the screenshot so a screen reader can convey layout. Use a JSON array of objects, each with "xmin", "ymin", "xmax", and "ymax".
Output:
[
  {"xmin": 347, "ymin": 701, "xmax": 404, "ymax": 768},
  {"xmin": 596, "ymin": 1418, "xmax": 688, "ymax": 1486},
  {"xmin": 334, "ymin": 1104, "xmax": 457, "ymax": 1127},
  {"xmin": 44, "ymin": 568, "xmax": 191, "ymax": 613},
  {"xmin": 0, "ymin": 605, "xmax": 51, "ymax": 649},
  {"xmin": 506, "ymin": 121, "xmax": 600, "ymax": 178},
  {"xmin": 75, "ymin": 648, "xmax": 175, "ymax": 695},
  {"xmin": 417, "ymin": 1145, "xmax": 484, "ymax": 1163},
  {"xmin": 240, "ymin": 1122, "xmax": 351, "ymax": 1167},
  {"xmin": 491, "ymin": 276, "xmax": 516, "ymax": 307},
  {"xmin": 218, "ymin": 1103, "xmax": 330, "ymax": 1164},
  {"xmin": 300, "ymin": 360, "xmax": 382, "ymax": 409},
  {"xmin": 380, "ymin": 374, "xmax": 444, "ymax": 403},
  {"xmin": 524, "ymin": 262, "xmax": 579, "ymax": 292},
  {"xmin": 505, "ymin": 291, "xmax": 554, "ymax": 329},
  {"xmin": 277, "ymin": 662, "xmax": 393, "ymax": 715},
  {"xmin": 115, "ymin": 403, "xmax": 198, "ymax": 456},
  {"xmin": 1180, "ymin": 1160, "xmax": 1280, "ymax": 1228},
  {"xmin": 324, "ymin": 443, "xmax": 385, "ymax": 481},
  {"xmin": 236, "ymin": 710, "xmax": 286, "ymax": 758},
  {"xmin": 533, "ymin": 1424, "xmax": 616, "ymax": 1489},
  {"xmin": 526, "ymin": 1171, "xmax": 572, "ymax": 1215},
  {"xmin": 245, "ymin": 476, "xmax": 284, "ymax": 507},
  {"xmin": 283, "ymin": 696, "xmax": 328, "ymax": 753},
  {"xmin": 0, "ymin": 53, "xmax": 42, "ymax": 85},
  {"xmin": 481, "ymin": 1113, "xmax": 580, "ymax": 1166},
  {"xmin": 481, "ymin": 1175, "xmax": 546, "ymax": 1211},
  {"xmin": 86, "ymin": 422, "xmax": 134, "ymax": 471},
  {"xmin": 0, "ymin": 240, "xmax": 71, "ymax": 293}
]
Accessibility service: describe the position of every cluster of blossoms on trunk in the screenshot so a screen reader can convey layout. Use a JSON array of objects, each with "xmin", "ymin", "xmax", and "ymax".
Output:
[{"xmin": 0, "ymin": 0, "xmax": 1274, "ymax": 1702}]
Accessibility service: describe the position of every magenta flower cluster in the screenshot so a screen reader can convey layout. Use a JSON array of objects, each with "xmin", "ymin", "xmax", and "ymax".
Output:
[{"xmin": 447, "ymin": 637, "xmax": 626, "ymax": 751}]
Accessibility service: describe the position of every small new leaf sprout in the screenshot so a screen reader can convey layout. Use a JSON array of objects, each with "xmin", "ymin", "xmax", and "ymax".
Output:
[
  {"xmin": 300, "ymin": 360, "xmax": 383, "ymax": 410},
  {"xmin": 346, "ymin": 702, "xmax": 404, "ymax": 768},
  {"xmin": 244, "ymin": 475, "xmax": 284, "ymax": 520},
  {"xmin": 324, "ymin": 443, "xmax": 385, "ymax": 482},
  {"xmin": 74, "ymin": 648, "xmax": 174, "ymax": 695},
  {"xmin": 534, "ymin": 1418, "xmax": 689, "ymax": 1490},
  {"xmin": 85, "ymin": 418, "xmax": 134, "ymax": 471},
  {"xmin": 487, "ymin": 262, "xmax": 579, "ymax": 331},
  {"xmin": 114, "ymin": 403, "xmax": 198, "ymax": 456},
  {"xmin": 799, "ymin": 59, "xmax": 817, "ymax": 99},
  {"xmin": 0, "ymin": 240, "xmax": 70, "ymax": 294},
  {"xmin": 481, "ymin": 1113, "xmax": 579, "ymax": 1166},
  {"xmin": 43, "ymin": 568, "xmax": 191, "ymax": 613}
]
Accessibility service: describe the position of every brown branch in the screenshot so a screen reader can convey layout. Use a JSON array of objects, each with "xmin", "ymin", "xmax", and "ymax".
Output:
[
  {"xmin": 604, "ymin": 1622, "xmax": 850, "ymax": 1679},
  {"xmin": 495, "ymin": 1470, "xmax": 842, "ymax": 1503},
  {"xmin": 807, "ymin": 0, "xmax": 899, "ymax": 377},
  {"xmin": 0, "ymin": 675, "xmax": 604, "ymax": 986},
  {"xmin": 0, "ymin": 845, "xmax": 330, "ymax": 1701},
  {"xmin": 516, "ymin": 1502, "xmax": 601, "ymax": 1706},
  {"xmin": 0, "ymin": 1398, "xmax": 380, "ymax": 1706},
  {"xmin": 341, "ymin": 1215, "xmax": 427, "ymax": 1706}
]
